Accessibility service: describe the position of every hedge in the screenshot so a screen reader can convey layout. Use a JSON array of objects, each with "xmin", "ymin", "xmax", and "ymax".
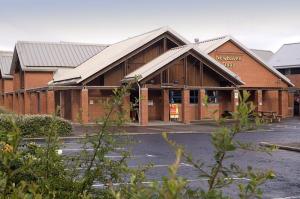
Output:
[{"xmin": 0, "ymin": 114, "xmax": 72, "ymax": 137}]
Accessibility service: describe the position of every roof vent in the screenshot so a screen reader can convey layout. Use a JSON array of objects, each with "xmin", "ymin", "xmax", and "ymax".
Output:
[{"xmin": 194, "ymin": 38, "xmax": 199, "ymax": 43}]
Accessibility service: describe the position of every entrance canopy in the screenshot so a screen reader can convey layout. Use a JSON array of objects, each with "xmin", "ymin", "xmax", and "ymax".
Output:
[{"xmin": 123, "ymin": 44, "xmax": 244, "ymax": 86}]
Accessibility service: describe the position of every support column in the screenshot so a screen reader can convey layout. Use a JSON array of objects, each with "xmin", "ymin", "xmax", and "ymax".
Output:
[
  {"xmin": 80, "ymin": 89, "xmax": 89, "ymax": 124},
  {"xmin": 40, "ymin": 92, "xmax": 47, "ymax": 114},
  {"xmin": 3, "ymin": 94, "xmax": 7, "ymax": 109},
  {"xmin": 60, "ymin": 91, "xmax": 65, "ymax": 118},
  {"xmin": 24, "ymin": 91, "xmax": 31, "ymax": 114},
  {"xmin": 122, "ymin": 93, "xmax": 131, "ymax": 121},
  {"xmin": 71, "ymin": 90, "xmax": 80, "ymax": 122},
  {"xmin": 278, "ymin": 90, "xmax": 288, "ymax": 117},
  {"xmin": 182, "ymin": 89, "xmax": 190, "ymax": 124},
  {"xmin": 162, "ymin": 89, "xmax": 169, "ymax": 122},
  {"xmin": 255, "ymin": 90, "xmax": 263, "ymax": 112},
  {"xmin": 0, "ymin": 95, "xmax": 3, "ymax": 106},
  {"xmin": 140, "ymin": 88, "xmax": 148, "ymax": 126},
  {"xmin": 13, "ymin": 93, "xmax": 18, "ymax": 114},
  {"xmin": 231, "ymin": 89, "xmax": 239, "ymax": 114},
  {"xmin": 198, "ymin": 89, "xmax": 205, "ymax": 120},
  {"xmin": 46, "ymin": 90, "xmax": 55, "ymax": 115}
]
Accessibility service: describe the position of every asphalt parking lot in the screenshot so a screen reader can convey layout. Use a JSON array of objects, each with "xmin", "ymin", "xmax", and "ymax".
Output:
[{"xmin": 36, "ymin": 118, "xmax": 300, "ymax": 199}]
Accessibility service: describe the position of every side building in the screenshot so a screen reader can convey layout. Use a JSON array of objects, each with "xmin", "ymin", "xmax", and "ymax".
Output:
[
  {"xmin": 269, "ymin": 42, "xmax": 300, "ymax": 115},
  {"xmin": 196, "ymin": 36, "xmax": 294, "ymax": 118},
  {"xmin": 4, "ymin": 41, "xmax": 107, "ymax": 115},
  {"xmin": 0, "ymin": 51, "xmax": 14, "ymax": 108}
]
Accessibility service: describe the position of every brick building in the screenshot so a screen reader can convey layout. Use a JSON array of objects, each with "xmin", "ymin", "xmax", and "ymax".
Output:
[
  {"xmin": 0, "ymin": 27, "xmax": 294, "ymax": 125},
  {"xmin": 269, "ymin": 42, "xmax": 300, "ymax": 115}
]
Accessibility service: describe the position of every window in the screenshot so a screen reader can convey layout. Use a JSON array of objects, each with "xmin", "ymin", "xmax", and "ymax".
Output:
[
  {"xmin": 190, "ymin": 90, "xmax": 198, "ymax": 104},
  {"xmin": 278, "ymin": 69, "xmax": 286, "ymax": 75},
  {"xmin": 206, "ymin": 90, "xmax": 218, "ymax": 103},
  {"xmin": 169, "ymin": 90, "xmax": 182, "ymax": 103},
  {"xmin": 291, "ymin": 68, "xmax": 300, "ymax": 74}
]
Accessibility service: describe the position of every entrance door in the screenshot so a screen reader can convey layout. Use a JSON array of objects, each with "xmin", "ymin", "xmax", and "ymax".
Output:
[
  {"xmin": 64, "ymin": 91, "xmax": 72, "ymax": 120},
  {"xmin": 169, "ymin": 90, "xmax": 182, "ymax": 121},
  {"xmin": 294, "ymin": 100, "xmax": 299, "ymax": 116},
  {"xmin": 130, "ymin": 89, "xmax": 139, "ymax": 122}
]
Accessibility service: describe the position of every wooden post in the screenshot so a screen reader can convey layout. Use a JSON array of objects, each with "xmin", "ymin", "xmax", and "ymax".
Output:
[
  {"xmin": 198, "ymin": 89, "xmax": 205, "ymax": 120},
  {"xmin": 255, "ymin": 90, "xmax": 263, "ymax": 112},
  {"xmin": 46, "ymin": 90, "xmax": 55, "ymax": 115},
  {"xmin": 182, "ymin": 89, "xmax": 190, "ymax": 124},
  {"xmin": 81, "ymin": 89, "xmax": 89, "ymax": 124},
  {"xmin": 162, "ymin": 89, "xmax": 169, "ymax": 122},
  {"xmin": 140, "ymin": 88, "xmax": 148, "ymax": 126},
  {"xmin": 24, "ymin": 91, "xmax": 31, "ymax": 114},
  {"xmin": 231, "ymin": 89, "xmax": 239, "ymax": 113}
]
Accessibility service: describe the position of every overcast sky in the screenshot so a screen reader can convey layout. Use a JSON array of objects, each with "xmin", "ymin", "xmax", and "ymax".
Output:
[{"xmin": 0, "ymin": 0, "xmax": 299, "ymax": 52}]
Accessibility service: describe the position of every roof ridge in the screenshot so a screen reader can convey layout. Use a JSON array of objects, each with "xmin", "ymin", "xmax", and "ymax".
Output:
[
  {"xmin": 169, "ymin": 44, "xmax": 192, "ymax": 50},
  {"xmin": 197, "ymin": 35, "xmax": 230, "ymax": 44},
  {"xmin": 16, "ymin": 40, "xmax": 108, "ymax": 47},
  {"xmin": 0, "ymin": 50, "xmax": 13, "ymax": 54},
  {"xmin": 251, "ymin": 49, "xmax": 273, "ymax": 53},
  {"xmin": 283, "ymin": 42, "xmax": 300, "ymax": 46},
  {"xmin": 110, "ymin": 26, "xmax": 167, "ymax": 46}
]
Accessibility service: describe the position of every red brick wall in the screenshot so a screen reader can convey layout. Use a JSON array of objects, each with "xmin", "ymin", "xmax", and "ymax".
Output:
[
  {"xmin": 148, "ymin": 90, "xmax": 162, "ymax": 121},
  {"xmin": 24, "ymin": 72, "xmax": 53, "ymax": 89},
  {"xmin": 13, "ymin": 71, "xmax": 21, "ymax": 91},
  {"xmin": 189, "ymin": 104, "xmax": 199, "ymax": 121},
  {"xmin": 3, "ymin": 79, "xmax": 13, "ymax": 92},
  {"xmin": 30, "ymin": 93, "xmax": 39, "ymax": 114},
  {"xmin": 209, "ymin": 41, "xmax": 289, "ymax": 88},
  {"xmin": 262, "ymin": 90, "xmax": 278, "ymax": 113},
  {"xmin": 286, "ymin": 74, "xmax": 300, "ymax": 88},
  {"xmin": 202, "ymin": 104, "xmax": 220, "ymax": 120}
]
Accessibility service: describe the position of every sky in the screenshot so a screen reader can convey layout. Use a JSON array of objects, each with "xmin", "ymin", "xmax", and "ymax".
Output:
[{"xmin": 0, "ymin": 0, "xmax": 299, "ymax": 52}]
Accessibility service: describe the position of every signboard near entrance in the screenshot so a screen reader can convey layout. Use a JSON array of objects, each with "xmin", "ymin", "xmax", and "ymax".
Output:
[{"xmin": 170, "ymin": 104, "xmax": 179, "ymax": 120}]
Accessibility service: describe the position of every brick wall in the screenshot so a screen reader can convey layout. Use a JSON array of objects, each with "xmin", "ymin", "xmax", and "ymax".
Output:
[
  {"xmin": 286, "ymin": 74, "xmax": 300, "ymax": 88},
  {"xmin": 210, "ymin": 41, "xmax": 289, "ymax": 88},
  {"xmin": 24, "ymin": 72, "xmax": 53, "ymax": 89}
]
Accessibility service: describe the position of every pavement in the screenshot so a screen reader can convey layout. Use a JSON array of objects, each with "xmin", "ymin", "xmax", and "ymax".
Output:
[
  {"xmin": 29, "ymin": 118, "xmax": 300, "ymax": 199},
  {"xmin": 71, "ymin": 120, "xmax": 232, "ymax": 136}
]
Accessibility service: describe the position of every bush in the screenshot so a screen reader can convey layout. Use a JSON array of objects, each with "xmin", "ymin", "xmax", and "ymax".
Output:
[{"xmin": 0, "ymin": 114, "xmax": 72, "ymax": 137}]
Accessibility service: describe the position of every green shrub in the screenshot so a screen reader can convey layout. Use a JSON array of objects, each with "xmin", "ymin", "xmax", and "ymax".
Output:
[{"xmin": 0, "ymin": 114, "xmax": 72, "ymax": 137}]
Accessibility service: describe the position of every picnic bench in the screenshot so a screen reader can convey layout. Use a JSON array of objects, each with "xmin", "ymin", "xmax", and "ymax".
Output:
[{"xmin": 257, "ymin": 111, "xmax": 282, "ymax": 123}]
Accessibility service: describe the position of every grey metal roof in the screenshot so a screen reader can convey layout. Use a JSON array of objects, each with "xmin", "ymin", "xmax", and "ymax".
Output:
[
  {"xmin": 52, "ymin": 26, "xmax": 190, "ymax": 84},
  {"xmin": 196, "ymin": 36, "xmax": 294, "ymax": 87},
  {"xmin": 269, "ymin": 43, "xmax": 300, "ymax": 69},
  {"xmin": 11, "ymin": 41, "xmax": 108, "ymax": 73},
  {"xmin": 124, "ymin": 44, "xmax": 244, "ymax": 85},
  {"xmin": 0, "ymin": 51, "xmax": 13, "ymax": 78},
  {"xmin": 251, "ymin": 49, "xmax": 274, "ymax": 62}
]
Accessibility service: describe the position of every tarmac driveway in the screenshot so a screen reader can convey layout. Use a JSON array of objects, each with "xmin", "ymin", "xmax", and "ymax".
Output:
[{"xmin": 36, "ymin": 118, "xmax": 300, "ymax": 198}]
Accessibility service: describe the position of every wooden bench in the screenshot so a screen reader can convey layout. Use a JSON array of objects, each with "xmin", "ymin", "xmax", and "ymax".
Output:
[{"xmin": 258, "ymin": 111, "xmax": 279, "ymax": 123}]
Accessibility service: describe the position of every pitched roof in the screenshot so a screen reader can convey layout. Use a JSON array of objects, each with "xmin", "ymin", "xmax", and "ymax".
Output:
[
  {"xmin": 52, "ymin": 26, "xmax": 190, "ymax": 84},
  {"xmin": 124, "ymin": 44, "xmax": 244, "ymax": 85},
  {"xmin": 269, "ymin": 42, "xmax": 300, "ymax": 69},
  {"xmin": 251, "ymin": 49, "xmax": 274, "ymax": 62},
  {"xmin": 10, "ymin": 41, "xmax": 108, "ymax": 73},
  {"xmin": 0, "ymin": 51, "xmax": 13, "ymax": 78},
  {"xmin": 196, "ymin": 35, "xmax": 294, "ymax": 87}
]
